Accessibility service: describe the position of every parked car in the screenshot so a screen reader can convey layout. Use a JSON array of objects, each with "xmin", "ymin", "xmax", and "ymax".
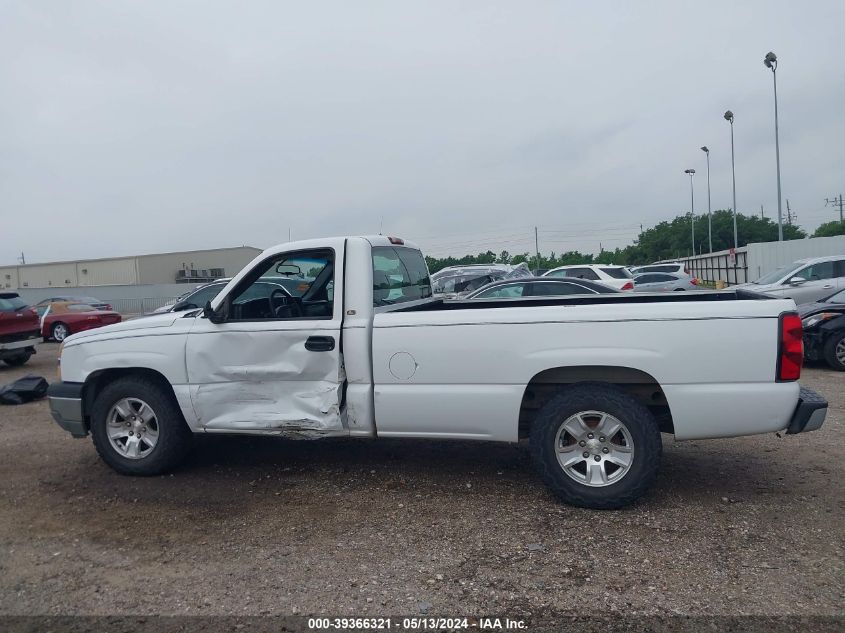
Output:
[
  {"xmin": 431, "ymin": 263, "xmax": 532, "ymax": 298},
  {"xmin": 40, "ymin": 301, "xmax": 122, "ymax": 342},
  {"xmin": 633, "ymin": 272, "xmax": 700, "ymax": 292},
  {"xmin": 799, "ymin": 287, "xmax": 845, "ymax": 371},
  {"xmin": 0, "ymin": 292, "xmax": 40, "ymax": 366},
  {"xmin": 48, "ymin": 235, "xmax": 826, "ymax": 510},
  {"xmin": 740, "ymin": 255, "xmax": 845, "ymax": 303},
  {"xmin": 33, "ymin": 296, "xmax": 112, "ymax": 316},
  {"xmin": 542, "ymin": 264, "xmax": 635, "ymax": 291},
  {"xmin": 466, "ymin": 277, "xmax": 619, "ymax": 298},
  {"xmin": 152, "ymin": 280, "xmax": 231, "ymax": 314},
  {"xmin": 631, "ymin": 262, "xmax": 690, "ymax": 277},
  {"xmin": 152, "ymin": 277, "xmax": 309, "ymax": 314}
]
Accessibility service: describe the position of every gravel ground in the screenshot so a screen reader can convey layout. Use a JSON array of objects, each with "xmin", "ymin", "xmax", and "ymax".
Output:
[{"xmin": 0, "ymin": 344, "xmax": 843, "ymax": 621}]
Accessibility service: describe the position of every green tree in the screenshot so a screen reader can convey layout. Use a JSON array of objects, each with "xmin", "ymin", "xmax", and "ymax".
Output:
[
  {"xmin": 422, "ymin": 209, "xmax": 810, "ymax": 273},
  {"xmin": 813, "ymin": 220, "xmax": 845, "ymax": 238}
]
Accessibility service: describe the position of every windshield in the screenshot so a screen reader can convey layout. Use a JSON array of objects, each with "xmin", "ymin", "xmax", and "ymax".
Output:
[
  {"xmin": 824, "ymin": 288, "xmax": 845, "ymax": 303},
  {"xmin": 754, "ymin": 262, "xmax": 803, "ymax": 285},
  {"xmin": 0, "ymin": 295, "xmax": 28, "ymax": 311}
]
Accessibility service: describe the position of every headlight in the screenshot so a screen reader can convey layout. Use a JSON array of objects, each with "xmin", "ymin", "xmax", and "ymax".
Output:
[{"xmin": 801, "ymin": 312, "xmax": 838, "ymax": 329}]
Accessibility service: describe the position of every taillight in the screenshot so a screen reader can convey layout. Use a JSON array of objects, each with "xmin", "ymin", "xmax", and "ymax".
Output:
[
  {"xmin": 690, "ymin": 278, "xmax": 698, "ymax": 285},
  {"xmin": 621, "ymin": 281, "xmax": 634, "ymax": 291},
  {"xmin": 777, "ymin": 312, "xmax": 803, "ymax": 381}
]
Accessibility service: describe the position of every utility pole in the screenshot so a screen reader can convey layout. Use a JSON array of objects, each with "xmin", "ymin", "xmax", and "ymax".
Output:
[
  {"xmin": 786, "ymin": 199, "xmax": 792, "ymax": 226},
  {"xmin": 761, "ymin": 205, "xmax": 765, "ymax": 220},
  {"xmin": 19, "ymin": 252, "xmax": 25, "ymax": 265},
  {"xmin": 825, "ymin": 195, "xmax": 844, "ymax": 223},
  {"xmin": 534, "ymin": 227, "xmax": 540, "ymax": 273}
]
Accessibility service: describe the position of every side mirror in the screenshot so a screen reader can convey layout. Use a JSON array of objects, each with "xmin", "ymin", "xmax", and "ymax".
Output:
[
  {"xmin": 788, "ymin": 277, "xmax": 806, "ymax": 286},
  {"xmin": 203, "ymin": 300, "xmax": 225, "ymax": 323}
]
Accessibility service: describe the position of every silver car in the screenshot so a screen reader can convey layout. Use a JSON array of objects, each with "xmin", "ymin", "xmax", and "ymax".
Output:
[
  {"xmin": 633, "ymin": 272, "xmax": 700, "ymax": 292},
  {"xmin": 740, "ymin": 256, "xmax": 845, "ymax": 304}
]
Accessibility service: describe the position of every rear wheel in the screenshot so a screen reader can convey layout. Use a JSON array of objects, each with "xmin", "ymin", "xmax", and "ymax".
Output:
[
  {"xmin": 2, "ymin": 350, "xmax": 32, "ymax": 367},
  {"xmin": 51, "ymin": 322, "xmax": 70, "ymax": 342},
  {"xmin": 90, "ymin": 376, "xmax": 193, "ymax": 475},
  {"xmin": 823, "ymin": 331, "xmax": 845, "ymax": 371},
  {"xmin": 529, "ymin": 382, "xmax": 662, "ymax": 509}
]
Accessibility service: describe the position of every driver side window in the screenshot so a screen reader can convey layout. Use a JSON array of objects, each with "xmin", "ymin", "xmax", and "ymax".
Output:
[
  {"xmin": 793, "ymin": 262, "xmax": 834, "ymax": 282},
  {"xmin": 225, "ymin": 249, "xmax": 334, "ymax": 321}
]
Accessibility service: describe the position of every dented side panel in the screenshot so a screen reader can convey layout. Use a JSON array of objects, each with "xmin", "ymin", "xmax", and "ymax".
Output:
[{"xmin": 185, "ymin": 325, "xmax": 347, "ymax": 435}]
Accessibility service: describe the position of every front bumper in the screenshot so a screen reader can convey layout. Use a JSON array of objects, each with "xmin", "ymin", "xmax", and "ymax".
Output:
[
  {"xmin": 802, "ymin": 331, "xmax": 825, "ymax": 361},
  {"xmin": 785, "ymin": 386, "xmax": 827, "ymax": 435},
  {"xmin": 46, "ymin": 382, "xmax": 88, "ymax": 438}
]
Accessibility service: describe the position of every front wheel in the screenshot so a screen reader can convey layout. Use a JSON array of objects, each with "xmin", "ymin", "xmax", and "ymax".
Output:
[
  {"xmin": 529, "ymin": 382, "xmax": 662, "ymax": 509},
  {"xmin": 90, "ymin": 376, "xmax": 193, "ymax": 475},
  {"xmin": 823, "ymin": 331, "xmax": 845, "ymax": 371}
]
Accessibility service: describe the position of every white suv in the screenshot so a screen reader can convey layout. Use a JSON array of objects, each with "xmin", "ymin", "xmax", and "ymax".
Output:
[
  {"xmin": 542, "ymin": 264, "xmax": 634, "ymax": 291},
  {"xmin": 632, "ymin": 262, "xmax": 690, "ymax": 277}
]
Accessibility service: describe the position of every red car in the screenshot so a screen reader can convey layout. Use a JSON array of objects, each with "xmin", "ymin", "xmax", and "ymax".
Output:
[
  {"xmin": 41, "ymin": 301, "xmax": 122, "ymax": 342},
  {"xmin": 0, "ymin": 292, "xmax": 40, "ymax": 366}
]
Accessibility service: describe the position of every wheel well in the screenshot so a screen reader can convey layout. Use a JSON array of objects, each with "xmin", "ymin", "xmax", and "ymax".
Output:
[
  {"xmin": 82, "ymin": 367, "xmax": 178, "ymax": 423},
  {"xmin": 518, "ymin": 366, "xmax": 673, "ymax": 439}
]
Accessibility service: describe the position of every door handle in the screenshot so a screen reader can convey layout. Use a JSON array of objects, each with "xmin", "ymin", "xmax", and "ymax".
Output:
[
  {"xmin": 823, "ymin": 284, "xmax": 834, "ymax": 289},
  {"xmin": 305, "ymin": 336, "xmax": 335, "ymax": 352}
]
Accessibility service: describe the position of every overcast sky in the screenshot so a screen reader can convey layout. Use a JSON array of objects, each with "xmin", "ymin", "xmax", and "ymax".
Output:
[{"xmin": 2, "ymin": 1, "xmax": 844, "ymax": 264}]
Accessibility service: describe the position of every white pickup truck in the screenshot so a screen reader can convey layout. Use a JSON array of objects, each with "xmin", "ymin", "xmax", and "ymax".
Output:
[{"xmin": 47, "ymin": 236, "xmax": 827, "ymax": 508}]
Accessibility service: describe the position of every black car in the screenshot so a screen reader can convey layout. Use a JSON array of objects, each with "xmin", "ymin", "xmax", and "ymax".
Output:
[
  {"xmin": 798, "ymin": 287, "xmax": 845, "ymax": 371},
  {"xmin": 465, "ymin": 277, "xmax": 620, "ymax": 299}
]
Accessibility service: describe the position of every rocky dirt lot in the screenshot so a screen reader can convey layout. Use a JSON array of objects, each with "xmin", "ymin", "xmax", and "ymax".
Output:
[{"xmin": 0, "ymin": 344, "xmax": 843, "ymax": 621}]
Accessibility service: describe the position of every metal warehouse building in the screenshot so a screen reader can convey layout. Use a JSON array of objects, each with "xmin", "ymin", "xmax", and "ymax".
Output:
[{"xmin": 0, "ymin": 246, "xmax": 262, "ymax": 291}]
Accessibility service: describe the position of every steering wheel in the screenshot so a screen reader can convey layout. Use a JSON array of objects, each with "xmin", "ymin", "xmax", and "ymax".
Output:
[{"xmin": 270, "ymin": 288, "xmax": 301, "ymax": 318}]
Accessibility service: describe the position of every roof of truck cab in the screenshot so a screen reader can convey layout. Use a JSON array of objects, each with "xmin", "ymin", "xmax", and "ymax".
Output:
[{"xmin": 260, "ymin": 235, "xmax": 421, "ymax": 256}]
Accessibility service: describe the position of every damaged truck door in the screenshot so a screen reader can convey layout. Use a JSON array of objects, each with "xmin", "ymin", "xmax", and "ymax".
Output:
[{"xmin": 185, "ymin": 245, "xmax": 348, "ymax": 436}]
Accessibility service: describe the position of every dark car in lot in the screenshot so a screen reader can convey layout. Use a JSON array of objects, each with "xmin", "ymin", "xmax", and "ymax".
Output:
[
  {"xmin": 0, "ymin": 292, "xmax": 40, "ymax": 366},
  {"xmin": 799, "ymin": 288, "xmax": 845, "ymax": 371}
]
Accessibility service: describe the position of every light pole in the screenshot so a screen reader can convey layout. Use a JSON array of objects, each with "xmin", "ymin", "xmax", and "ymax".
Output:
[
  {"xmin": 685, "ymin": 169, "xmax": 696, "ymax": 256},
  {"xmin": 700, "ymin": 146, "xmax": 712, "ymax": 253},
  {"xmin": 764, "ymin": 51, "xmax": 784, "ymax": 241},
  {"xmin": 724, "ymin": 111, "xmax": 739, "ymax": 251}
]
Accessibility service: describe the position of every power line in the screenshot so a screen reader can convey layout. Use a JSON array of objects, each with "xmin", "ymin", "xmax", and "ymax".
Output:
[{"xmin": 825, "ymin": 195, "xmax": 844, "ymax": 223}]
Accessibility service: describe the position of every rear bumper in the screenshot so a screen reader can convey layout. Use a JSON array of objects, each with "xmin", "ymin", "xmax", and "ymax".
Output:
[
  {"xmin": 46, "ymin": 382, "xmax": 88, "ymax": 438},
  {"xmin": 0, "ymin": 333, "xmax": 40, "ymax": 353},
  {"xmin": 785, "ymin": 386, "xmax": 827, "ymax": 434}
]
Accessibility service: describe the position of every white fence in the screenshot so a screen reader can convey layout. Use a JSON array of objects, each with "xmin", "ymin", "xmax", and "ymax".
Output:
[{"xmin": 678, "ymin": 235, "xmax": 845, "ymax": 285}]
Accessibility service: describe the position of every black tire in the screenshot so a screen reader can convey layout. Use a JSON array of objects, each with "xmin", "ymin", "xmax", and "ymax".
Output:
[
  {"xmin": 823, "ymin": 331, "xmax": 845, "ymax": 371},
  {"xmin": 529, "ymin": 382, "xmax": 662, "ymax": 509},
  {"xmin": 51, "ymin": 322, "xmax": 70, "ymax": 342},
  {"xmin": 2, "ymin": 350, "xmax": 32, "ymax": 367},
  {"xmin": 90, "ymin": 376, "xmax": 193, "ymax": 476}
]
